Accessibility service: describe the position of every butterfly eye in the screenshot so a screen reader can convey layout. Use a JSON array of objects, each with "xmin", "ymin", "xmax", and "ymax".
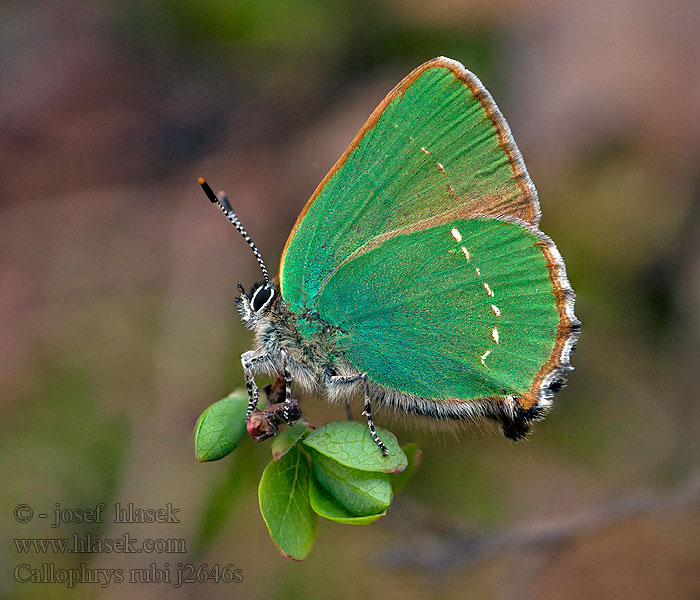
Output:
[{"xmin": 251, "ymin": 285, "xmax": 274, "ymax": 312}]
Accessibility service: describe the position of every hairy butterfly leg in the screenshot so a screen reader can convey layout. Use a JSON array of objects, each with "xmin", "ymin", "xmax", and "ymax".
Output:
[
  {"xmin": 280, "ymin": 350, "xmax": 297, "ymax": 423},
  {"xmin": 326, "ymin": 371, "xmax": 388, "ymax": 456},
  {"xmin": 362, "ymin": 386, "xmax": 388, "ymax": 457},
  {"xmin": 241, "ymin": 351, "xmax": 270, "ymax": 417}
]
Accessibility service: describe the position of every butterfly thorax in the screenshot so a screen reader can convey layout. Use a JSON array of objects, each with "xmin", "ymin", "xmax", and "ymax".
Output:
[{"xmin": 244, "ymin": 284, "xmax": 352, "ymax": 395}]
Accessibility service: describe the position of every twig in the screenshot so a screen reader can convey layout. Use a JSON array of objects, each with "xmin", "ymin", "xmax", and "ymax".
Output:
[{"xmin": 380, "ymin": 472, "xmax": 700, "ymax": 573}]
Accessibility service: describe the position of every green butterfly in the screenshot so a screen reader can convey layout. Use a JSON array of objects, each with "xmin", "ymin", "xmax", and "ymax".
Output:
[{"xmin": 200, "ymin": 57, "xmax": 580, "ymax": 455}]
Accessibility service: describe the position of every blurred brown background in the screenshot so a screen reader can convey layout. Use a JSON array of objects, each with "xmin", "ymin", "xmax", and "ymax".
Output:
[{"xmin": 2, "ymin": 1, "xmax": 700, "ymax": 599}]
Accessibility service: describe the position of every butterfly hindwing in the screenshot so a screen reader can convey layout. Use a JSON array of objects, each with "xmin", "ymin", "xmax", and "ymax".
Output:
[
  {"xmin": 316, "ymin": 217, "xmax": 571, "ymax": 409},
  {"xmin": 280, "ymin": 57, "xmax": 540, "ymax": 313}
]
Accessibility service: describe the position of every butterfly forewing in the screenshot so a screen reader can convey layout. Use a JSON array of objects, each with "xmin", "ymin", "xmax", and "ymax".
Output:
[{"xmin": 280, "ymin": 58, "xmax": 539, "ymax": 313}]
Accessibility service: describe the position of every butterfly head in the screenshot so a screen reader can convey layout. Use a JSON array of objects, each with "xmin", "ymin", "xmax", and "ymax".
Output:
[{"xmin": 236, "ymin": 281, "xmax": 276, "ymax": 327}]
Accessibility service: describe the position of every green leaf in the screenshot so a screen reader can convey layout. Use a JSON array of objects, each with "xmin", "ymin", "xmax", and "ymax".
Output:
[
  {"xmin": 194, "ymin": 389, "xmax": 248, "ymax": 462},
  {"xmin": 271, "ymin": 419, "xmax": 313, "ymax": 461},
  {"xmin": 308, "ymin": 474, "xmax": 385, "ymax": 525},
  {"xmin": 258, "ymin": 445, "xmax": 317, "ymax": 560},
  {"xmin": 310, "ymin": 449, "xmax": 392, "ymax": 516},
  {"xmin": 303, "ymin": 420, "xmax": 407, "ymax": 473},
  {"xmin": 389, "ymin": 443, "xmax": 422, "ymax": 494}
]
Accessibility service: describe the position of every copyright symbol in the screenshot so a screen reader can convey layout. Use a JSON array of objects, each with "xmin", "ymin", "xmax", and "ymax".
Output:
[{"xmin": 14, "ymin": 504, "xmax": 33, "ymax": 523}]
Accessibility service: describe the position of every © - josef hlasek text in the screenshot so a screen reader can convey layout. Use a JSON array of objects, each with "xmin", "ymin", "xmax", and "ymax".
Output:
[{"xmin": 50, "ymin": 503, "xmax": 180, "ymax": 527}]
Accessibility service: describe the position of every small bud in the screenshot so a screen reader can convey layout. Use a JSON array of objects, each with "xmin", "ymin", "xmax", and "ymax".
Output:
[{"xmin": 246, "ymin": 412, "xmax": 278, "ymax": 441}]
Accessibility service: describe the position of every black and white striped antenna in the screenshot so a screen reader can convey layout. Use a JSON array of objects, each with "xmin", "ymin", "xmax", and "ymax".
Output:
[{"xmin": 198, "ymin": 177, "xmax": 270, "ymax": 285}]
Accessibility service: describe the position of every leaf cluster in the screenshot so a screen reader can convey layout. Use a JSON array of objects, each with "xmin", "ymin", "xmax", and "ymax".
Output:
[{"xmin": 194, "ymin": 389, "xmax": 421, "ymax": 559}]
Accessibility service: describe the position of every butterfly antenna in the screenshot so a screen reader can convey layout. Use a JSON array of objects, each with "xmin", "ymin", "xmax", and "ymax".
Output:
[{"xmin": 199, "ymin": 177, "xmax": 270, "ymax": 285}]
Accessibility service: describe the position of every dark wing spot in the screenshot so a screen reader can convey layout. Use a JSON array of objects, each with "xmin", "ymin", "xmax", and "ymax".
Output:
[{"xmin": 547, "ymin": 377, "xmax": 565, "ymax": 395}]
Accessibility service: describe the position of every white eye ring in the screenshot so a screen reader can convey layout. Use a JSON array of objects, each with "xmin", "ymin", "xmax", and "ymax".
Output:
[{"xmin": 251, "ymin": 285, "xmax": 275, "ymax": 313}]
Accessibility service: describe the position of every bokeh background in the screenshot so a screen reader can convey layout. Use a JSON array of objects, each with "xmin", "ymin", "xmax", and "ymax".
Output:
[{"xmin": 2, "ymin": 1, "xmax": 700, "ymax": 598}]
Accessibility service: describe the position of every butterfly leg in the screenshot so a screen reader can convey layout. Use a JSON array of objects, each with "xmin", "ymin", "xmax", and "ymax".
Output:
[
  {"xmin": 241, "ymin": 351, "xmax": 269, "ymax": 417},
  {"xmin": 280, "ymin": 351, "xmax": 297, "ymax": 424},
  {"xmin": 326, "ymin": 371, "xmax": 388, "ymax": 456},
  {"xmin": 343, "ymin": 399, "xmax": 353, "ymax": 420},
  {"xmin": 361, "ymin": 380, "xmax": 389, "ymax": 457}
]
